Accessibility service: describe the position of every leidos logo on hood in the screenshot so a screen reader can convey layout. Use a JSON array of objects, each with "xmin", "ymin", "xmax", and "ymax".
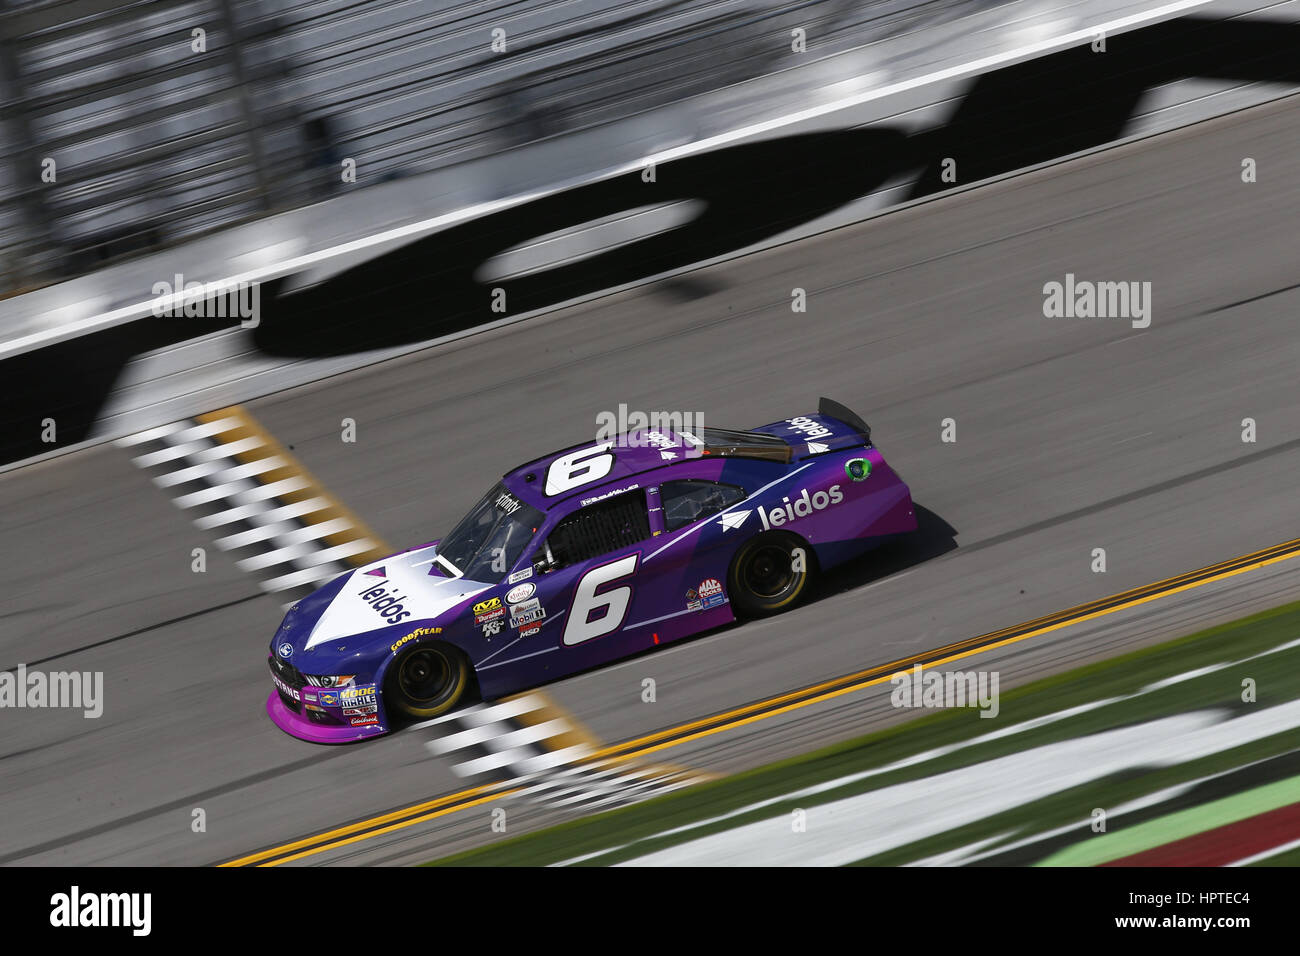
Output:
[
  {"xmin": 358, "ymin": 579, "xmax": 413, "ymax": 625},
  {"xmin": 758, "ymin": 485, "xmax": 843, "ymax": 529},
  {"xmin": 303, "ymin": 545, "xmax": 494, "ymax": 650}
]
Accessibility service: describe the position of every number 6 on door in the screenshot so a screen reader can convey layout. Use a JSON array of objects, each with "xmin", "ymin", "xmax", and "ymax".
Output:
[{"xmin": 563, "ymin": 554, "xmax": 640, "ymax": 646}]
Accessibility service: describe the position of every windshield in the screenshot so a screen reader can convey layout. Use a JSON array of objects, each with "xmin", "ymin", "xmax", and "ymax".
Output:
[{"xmin": 435, "ymin": 484, "xmax": 543, "ymax": 582}]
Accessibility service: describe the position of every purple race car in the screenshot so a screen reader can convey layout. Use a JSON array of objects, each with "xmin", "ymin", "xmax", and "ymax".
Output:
[{"xmin": 266, "ymin": 398, "xmax": 916, "ymax": 742}]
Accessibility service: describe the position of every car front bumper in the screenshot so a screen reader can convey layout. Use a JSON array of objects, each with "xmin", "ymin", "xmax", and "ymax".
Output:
[{"xmin": 265, "ymin": 693, "xmax": 390, "ymax": 743}]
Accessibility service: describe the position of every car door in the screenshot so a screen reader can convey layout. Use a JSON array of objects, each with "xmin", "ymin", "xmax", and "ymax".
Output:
[
  {"xmin": 651, "ymin": 476, "xmax": 750, "ymax": 592},
  {"xmin": 522, "ymin": 488, "xmax": 656, "ymax": 670}
]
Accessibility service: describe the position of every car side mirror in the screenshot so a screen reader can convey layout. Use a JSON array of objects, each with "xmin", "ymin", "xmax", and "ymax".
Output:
[{"xmin": 532, "ymin": 553, "xmax": 552, "ymax": 575}]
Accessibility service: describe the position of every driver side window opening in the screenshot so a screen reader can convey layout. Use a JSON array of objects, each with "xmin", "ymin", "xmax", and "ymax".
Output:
[
  {"xmin": 544, "ymin": 491, "xmax": 651, "ymax": 569},
  {"xmin": 659, "ymin": 480, "xmax": 747, "ymax": 533}
]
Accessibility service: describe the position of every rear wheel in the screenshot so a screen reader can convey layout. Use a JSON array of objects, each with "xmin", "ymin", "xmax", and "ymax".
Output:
[
  {"xmin": 387, "ymin": 644, "xmax": 470, "ymax": 720},
  {"xmin": 728, "ymin": 532, "xmax": 814, "ymax": 617}
]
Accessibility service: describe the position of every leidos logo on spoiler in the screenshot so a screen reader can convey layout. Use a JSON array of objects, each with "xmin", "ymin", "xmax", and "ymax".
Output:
[
  {"xmin": 758, "ymin": 485, "xmax": 843, "ymax": 528},
  {"xmin": 785, "ymin": 416, "xmax": 832, "ymax": 440}
]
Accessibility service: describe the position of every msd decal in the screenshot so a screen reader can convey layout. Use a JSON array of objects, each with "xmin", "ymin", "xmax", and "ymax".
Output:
[{"xmin": 758, "ymin": 485, "xmax": 843, "ymax": 529}]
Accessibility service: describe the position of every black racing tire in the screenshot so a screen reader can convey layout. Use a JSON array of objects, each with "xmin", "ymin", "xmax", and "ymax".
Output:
[
  {"xmin": 727, "ymin": 531, "xmax": 815, "ymax": 618},
  {"xmin": 386, "ymin": 643, "xmax": 471, "ymax": 720}
]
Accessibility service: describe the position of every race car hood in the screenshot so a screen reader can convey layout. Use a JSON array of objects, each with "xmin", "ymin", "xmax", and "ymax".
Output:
[{"xmin": 290, "ymin": 543, "xmax": 493, "ymax": 653}]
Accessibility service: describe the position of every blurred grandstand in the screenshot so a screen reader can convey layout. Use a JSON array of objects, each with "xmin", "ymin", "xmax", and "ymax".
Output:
[{"xmin": 0, "ymin": 0, "xmax": 983, "ymax": 296}]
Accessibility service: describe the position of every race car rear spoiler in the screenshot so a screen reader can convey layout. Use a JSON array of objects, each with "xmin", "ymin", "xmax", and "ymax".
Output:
[
  {"xmin": 752, "ymin": 398, "xmax": 873, "ymax": 458},
  {"xmin": 818, "ymin": 397, "xmax": 871, "ymax": 444}
]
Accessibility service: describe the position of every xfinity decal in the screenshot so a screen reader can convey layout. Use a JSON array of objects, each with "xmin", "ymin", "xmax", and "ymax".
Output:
[{"xmin": 506, "ymin": 582, "xmax": 536, "ymax": 603}]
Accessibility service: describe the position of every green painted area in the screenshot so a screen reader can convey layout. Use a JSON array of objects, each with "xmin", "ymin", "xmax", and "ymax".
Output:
[{"xmin": 1037, "ymin": 775, "xmax": 1300, "ymax": 866}]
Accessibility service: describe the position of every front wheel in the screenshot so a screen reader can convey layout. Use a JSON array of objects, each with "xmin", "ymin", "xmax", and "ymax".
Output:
[
  {"xmin": 387, "ymin": 644, "xmax": 471, "ymax": 720},
  {"xmin": 728, "ymin": 532, "xmax": 814, "ymax": 617}
]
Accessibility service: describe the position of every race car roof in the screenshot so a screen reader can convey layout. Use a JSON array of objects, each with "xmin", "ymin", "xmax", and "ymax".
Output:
[{"xmin": 500, "ymin": 426, "xmax": 789, "ymax": 511}]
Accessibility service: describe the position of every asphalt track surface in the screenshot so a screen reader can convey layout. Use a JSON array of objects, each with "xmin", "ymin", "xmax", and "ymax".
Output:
[{"xmin": 3, "ymin": 96, "xmax": 1299, "ymax": 865}]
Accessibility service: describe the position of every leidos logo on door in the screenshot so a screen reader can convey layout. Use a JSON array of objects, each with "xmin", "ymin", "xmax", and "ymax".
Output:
[{"xmin": 758, "ymin": 485, "xmax": 843, "ymax": 529}]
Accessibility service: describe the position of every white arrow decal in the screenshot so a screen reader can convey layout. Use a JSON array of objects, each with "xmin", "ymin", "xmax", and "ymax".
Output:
[
  {"xmin": 806, "ymin": 441, "xmax": 829, "ymax": 454},
  {"xmin": 718, "ymin": 510, "xmax": 751, "ymax": 532}
]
